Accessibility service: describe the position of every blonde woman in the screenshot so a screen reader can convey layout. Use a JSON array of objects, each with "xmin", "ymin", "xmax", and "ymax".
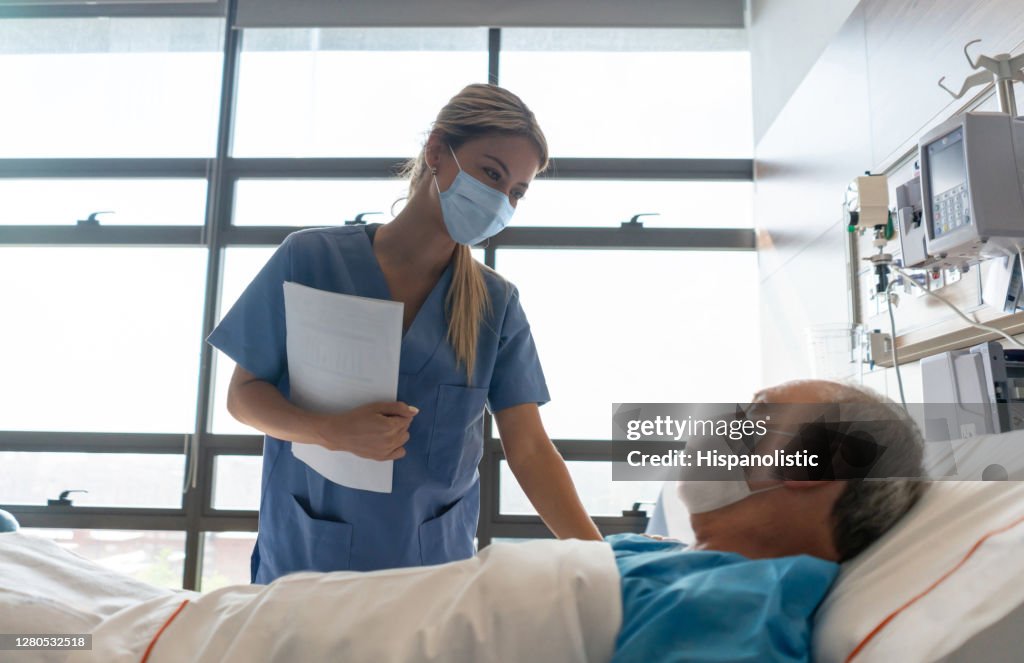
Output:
[{"xmin": 208, "ymin": 83, "xmax": 602, "ymax": 583}]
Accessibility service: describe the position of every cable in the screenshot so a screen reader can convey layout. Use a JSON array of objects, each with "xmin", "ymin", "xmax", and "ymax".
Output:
[
  {"xmin": 885, "ymin": 278, "xmax": 908, "ymax": 409},
  {"xmin": 891, "ymin": 265, "xmax": 1024, "ymax": 350},
  {"xmin": 1017, "ymin": 245, "xmax": 1024, "ymax": 300}
]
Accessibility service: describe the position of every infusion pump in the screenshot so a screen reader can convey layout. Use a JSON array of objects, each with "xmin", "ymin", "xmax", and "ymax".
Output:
[{"xmin": 909, "ymin": 112, "xmax": 1024, "ymax": 270}]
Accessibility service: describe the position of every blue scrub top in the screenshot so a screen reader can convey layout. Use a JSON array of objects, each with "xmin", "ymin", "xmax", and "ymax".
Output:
[
  {"xmin": 207, "ymin": 225, "xmax": 550, "ymax": 582},
  {"xmin": 607, "ymin": 534, "xmax": 839, "ymax": 663}
]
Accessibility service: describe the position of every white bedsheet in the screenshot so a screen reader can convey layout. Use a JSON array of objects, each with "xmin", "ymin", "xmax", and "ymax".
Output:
[{"xmin": 0, "ymin": 533, "xmax": 621, "ymax": 663}]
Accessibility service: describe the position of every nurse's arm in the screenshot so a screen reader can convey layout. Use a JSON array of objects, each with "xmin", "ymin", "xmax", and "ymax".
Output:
[
  {"xmin": 494, "ymin": 403, "xmax": 603, "ymax": 541},
  {"xmin": 226, "ymin": 365, "xmax": 413, "ymax": 461}
]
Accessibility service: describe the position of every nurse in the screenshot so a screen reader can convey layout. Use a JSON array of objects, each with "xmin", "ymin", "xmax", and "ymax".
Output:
[{"xmin": 208, "ymin": 83, "xmax": 603, "ymax": 583}]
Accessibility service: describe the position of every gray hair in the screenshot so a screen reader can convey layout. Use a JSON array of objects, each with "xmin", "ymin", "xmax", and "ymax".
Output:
[{"xmin": 822, "ymin": 382, "xmax": 929, "ymax": 561}]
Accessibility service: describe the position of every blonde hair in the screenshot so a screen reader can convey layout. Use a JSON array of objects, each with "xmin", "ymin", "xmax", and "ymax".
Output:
[{"xmin": 399, "ymin": 83, "xmax": 549, "ymax": 382}]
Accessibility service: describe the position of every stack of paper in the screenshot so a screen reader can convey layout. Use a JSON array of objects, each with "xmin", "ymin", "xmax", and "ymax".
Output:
[{"xmin": 283, "ymin": 281, "xmax": 403, "ymax": 493}]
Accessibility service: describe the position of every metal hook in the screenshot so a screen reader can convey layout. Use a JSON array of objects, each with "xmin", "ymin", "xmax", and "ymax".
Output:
[
  {"xmin": 963, "ymin": 38, "xmax": 983, "ymax": 69},
  {"xmin": 963, "ymin": 38, "xmax": 1003, "ymax": 73},
  {"xmin": 938, "ymin": 70, "xmax": 992, "ymax": 100}
]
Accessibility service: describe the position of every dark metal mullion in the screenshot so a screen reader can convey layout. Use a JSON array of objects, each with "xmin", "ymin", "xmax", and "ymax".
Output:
[
  {"xmin": 3, "ymin": 506, "xmax": 258, "ymax": 532},
  {"xmin": 0, "ymin": 157, "xmax": 753, "ymax": 181},
  {"xmin": 0, "ymin": 431, "xmax": 264, "ymax": 455},
  {"xmin": 203, "ymin": 434, "xmax": 264, "ymax": 454},
  {"xmin": 492, "ymin": 226, "xmax": 755, "ymax": 250},
  {"xmin": 198, "ymin": 513, "xmax": 258, "ymax": 531},
  {"xmin": 543, "ymin": 157, "xmax": 753, "ymax": 181},
  {"xmin": 223, "ymin": 156, "xmax": 752, "ymax": 180},
  {"xmin": 223, "ymin": 157, "xmax": 405, "ymax": 178},
  {"xmin": 0, "ymin": 158, "xmax": 209, "ymax": 178},
  {"xmin": 0, "ymin": 431, "xmax": 188, "ymax": 454},
  {"xmin": 181, "ymin": 0, "xmax": 242, "ymax": 592},
  {"xmin": 496, "ymin": 514, "xmax": 648, "ymax": 530},
  {"xmin": 479, "ymin": 417, "xmax": 497, "ymax": 550},
  {"xmin": 489, "ymin": 517, "xmax": 648, "ymax": 540},
  {"xmin": 0, "ymin": 225, "xmax": 755, "ymax": 249},
  {"xmin": 477, "ymin": 242, "xmax": 499, "ymax": 550},
  {"xmin": 0, "ymin": 2, "xmax": 227, "ymax": 19},
  {"xmin": 487, "ymin": 28, "xmax": 500, "ymax": 85},
  {"xmin": 198, "ymin": 441, "xmax": 218, "ymax": 524},
  {"xmin": 221, "ymin": 225, "xmax": 755, "ymax": 249},
  {"xmin": 6, "ymin": 507, "xmax": 189, "ymax": 530},
  {"xmin": 0, "ymin": 226, "xmax": 204, "ymax": 246},
  {"xmin": 485, "ymin": 437, "xmax": 615, "ymax": 462}
]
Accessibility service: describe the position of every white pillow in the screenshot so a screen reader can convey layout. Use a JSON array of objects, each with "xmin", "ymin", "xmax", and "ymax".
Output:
[
  {"xmin": 923, "ymin": 429, "xmax": 1024, "ymax": 479},
  {"xmin": 812, "ymin": 480, "xmax": 1024, "ymax": 662}
]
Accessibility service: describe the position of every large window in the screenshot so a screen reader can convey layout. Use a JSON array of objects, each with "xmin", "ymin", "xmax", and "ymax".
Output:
[
  {"xmin": 499, "ymin": 460, "xmax": 663, "ymax": 518},
  {"xmin": 211, "ymin": 247, "xmax": 276, "ymax": 435},
  {"xmin": 233, "ymin": 179, "xmax": 408, "ymax": 227},
  {"xmin": 1, "ymin": 11, "xmax": 755, "ymax": 590},
  {"xmin": 232, "ymin": 28, "xmax": 489, "ymax": 157},
  {"xmin": 0, "ymin": 179, "xmax": 208, "ymax": 226},
  {"xmin": 0, "ymin": 452, "xmax": 186, "ymax": 508},
  {"xmin": 0, "ymin": 248, "xmax": 207, "ymax": 433},
  {"xmin": 499, "ymin": 249, "xmax": 759, "ymax": 442},
  {"xmin": 500, "ymin": 28, "xmax": 752, "ymax": 158},
  {"xmin": 0, "ymin": 18, "xmax": 224, "ymax": 158},
  {"xmin": 511, "ymin": 180, "xmax": 753, "ymax": 229}
]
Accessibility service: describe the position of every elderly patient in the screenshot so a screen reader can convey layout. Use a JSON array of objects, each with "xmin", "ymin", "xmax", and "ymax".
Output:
[
  {"xmin": 0, "ymin": 380, "xmax": 927, "ymax": 663},
  {"xmin": 609, "ymin": 379, "xmax": 928, "ymax": 662}
]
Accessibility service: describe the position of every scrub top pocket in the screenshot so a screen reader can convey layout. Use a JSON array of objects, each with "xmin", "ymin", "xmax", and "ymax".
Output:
[
  {"xmin": 281, "ymin": 492, "xmax": 353, "ymax": 573},
  {"xmin": 428, "ymin": 384, "xmax": 489, "ymax": 487},
  {"xmin": 418, "ymin": 487, "xmax": 477, "ymax": 566}
]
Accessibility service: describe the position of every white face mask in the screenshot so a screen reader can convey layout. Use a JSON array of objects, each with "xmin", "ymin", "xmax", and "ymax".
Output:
[{"xmin": 677, "ymin": 436, "xmax": 783, "ymax": 514}]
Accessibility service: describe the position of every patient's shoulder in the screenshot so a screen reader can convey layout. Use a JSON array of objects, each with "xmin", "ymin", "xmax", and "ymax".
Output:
[{"xmin": 611, "ymin": 543, "xmax": 839, "ymax": 663}]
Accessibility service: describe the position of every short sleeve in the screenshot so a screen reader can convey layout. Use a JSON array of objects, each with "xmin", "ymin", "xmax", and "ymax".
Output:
[
  {"xmin": 486, "ymin": 286, "xmax": 550, "ymax": 413},
  {"xmin": 206, "ymin": 235, "xmax": 294, "ymax": 384}
]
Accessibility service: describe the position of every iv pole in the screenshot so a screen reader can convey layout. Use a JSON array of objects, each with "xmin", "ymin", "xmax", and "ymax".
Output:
[{"xmin": 938, "ymin": 39, "xmax": 1024, "ymax": 116}]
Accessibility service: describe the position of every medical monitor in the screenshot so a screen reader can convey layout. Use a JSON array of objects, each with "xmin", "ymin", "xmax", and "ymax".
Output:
[{"xmin": 920, "ymin": 112, "xmax": 1024, "ymax": 267}]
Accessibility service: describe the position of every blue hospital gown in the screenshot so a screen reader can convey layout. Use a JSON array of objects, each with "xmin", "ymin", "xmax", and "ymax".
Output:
[{"xmin": 608, "ymin": 533, "xmax": 839, "ymax": 663}]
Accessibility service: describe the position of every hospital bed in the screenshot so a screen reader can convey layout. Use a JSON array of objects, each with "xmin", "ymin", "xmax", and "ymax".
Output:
[
  {"xmin": 1, "ymin": 532, "xmax": 620, "ymax": 663},
  {"xmin": 647, "ymin": 428, "xmax": 1024, "ymax": 662},
  {"xmin": 2, "ymin": 441, "xmax": 1024, "ymax": 662}
]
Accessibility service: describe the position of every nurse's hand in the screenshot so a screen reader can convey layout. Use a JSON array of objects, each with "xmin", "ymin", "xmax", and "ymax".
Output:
[{"xmin": 315, "ymin": 401, "xmax": 418, "ymax": 461}]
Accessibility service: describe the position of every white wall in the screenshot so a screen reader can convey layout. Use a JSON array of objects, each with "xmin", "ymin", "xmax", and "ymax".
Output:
[{"xmin": 748, "ymin": 0, "xmax": 860, "ymax": 143}]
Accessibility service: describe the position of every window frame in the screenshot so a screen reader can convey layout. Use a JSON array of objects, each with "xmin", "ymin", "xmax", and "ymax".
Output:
[{"xmin": 0, "ymin": 5, "xmax": 754, "ymax": 589}]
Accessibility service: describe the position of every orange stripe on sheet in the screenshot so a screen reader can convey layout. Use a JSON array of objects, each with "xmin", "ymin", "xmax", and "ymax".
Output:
[
  {"xmin": 140, "ymin": 598, "xmax": 190, "ymax": 663},
  {"xmin": 845, "ymin": 513, "xmax": 1024, "ymax": 663}
]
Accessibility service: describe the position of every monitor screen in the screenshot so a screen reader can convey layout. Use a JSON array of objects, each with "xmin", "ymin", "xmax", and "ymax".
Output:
[{"xmin": 926, "ymin": 126, "xmax": 970, "ymax": 240}]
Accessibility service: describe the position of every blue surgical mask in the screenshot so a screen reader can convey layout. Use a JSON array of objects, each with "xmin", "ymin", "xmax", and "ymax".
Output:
[{"xmin": 433, "ymin": 144, "xmax": 515, "ymax": 245}]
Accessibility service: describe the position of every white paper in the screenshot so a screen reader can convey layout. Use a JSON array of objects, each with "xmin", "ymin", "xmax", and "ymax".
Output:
[{"xmin": 283, "ymin": 281, "xmax": 403, "ymax": 493}]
